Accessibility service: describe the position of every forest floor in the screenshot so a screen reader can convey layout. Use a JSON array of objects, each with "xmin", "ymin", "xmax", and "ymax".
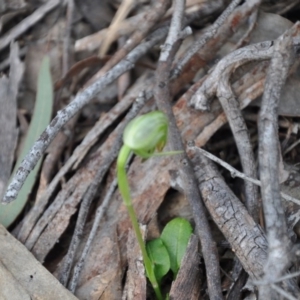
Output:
[{"xmin": 1, "ymin": 0, "xmax": 300, "ymax": 299}]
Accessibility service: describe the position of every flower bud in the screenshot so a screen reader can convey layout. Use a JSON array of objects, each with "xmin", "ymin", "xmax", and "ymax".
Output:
[{"xmin": 123, "ymin": 111, "xmax": 168, "ymax": 158}]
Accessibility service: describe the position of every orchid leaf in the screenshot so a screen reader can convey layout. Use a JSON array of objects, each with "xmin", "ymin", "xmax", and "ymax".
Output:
[
  {"xmin": 146, "ymin": 238, "xmax": 170, "ymax": 284},
  {"xmin": 161, "ymin": 218, "xmax": 193, "ymax": 276}
]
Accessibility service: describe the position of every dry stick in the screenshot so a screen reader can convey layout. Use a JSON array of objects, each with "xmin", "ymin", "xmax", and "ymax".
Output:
[
  {"xmin": 99, "ymin": 0, "xmax": 135, "ymax": 57},
  {"xmin": 190, "ymin": 40, "xmax": 274, "ymax": 110},
  {"xmin": 258, "ymin": 25, "xmax": 299, "ymax": 299},
  {"xmin": 67, "ymin": 178, "xmax": 118, "ymax": 292},
  {"xmin": 89, "ymin": 0, "xmax": 221, "ymax": 86},
  {"xmin": 117, "ymin": 37, "xmax": 131, "ymax": 100},
  {"xmin": 189, "ymin": 146, "xmax": 300, "ymax": 206},
  {"xmin": 2, "ymin": 25, "xmax": 169, "ymax": 204},
  {"xmin": 273, "ymin": 0, "xmax": 300, "ymax": 15},
  {"xmin": 187, "ymin": 144, "xmax": 268, "ymax": 279},
  {"xmin": 17, "ymin": 114, "xmax": 80, "ymax": 244},
  {"xmin": 187, "ymin": 143, "xmax": 299, "ymax": 299},
  {"xmin": 234, "ymin": 8, "xmax": 258, "ymax": 49},
  {"xmin": 75, "ymin": 10, "xmax": 154, "ymax": 53},
  {"xmin": 271, "ymin": 284, "xmax": 297, "ymax": 300},
  {"xmin": 154, "ymin": 0, "xmax": 222, "ymax": 299},
  {"xmin": 25, "ymin": 147, "xmax": 110, "ymax": 256},
  {"xmin": 62, "ymin": 0, "xmax": 74, "ymax": 76},
  {"xmin": 194, "ymin": 67, "xmax": 268, "ymax": 148},
  {"xmin": 58, "ymin": 91, "xmax": 151, "ymax": 288},
  {"xmin": 0, "ymin": 46, "xmax": 27, "ymax": 71},
  {"xmin": 190, "ymin": 148, "xmax": 300, "ymax": 296},
  {"xmin": 0, "ymin": 43, "xmax": 23, "ymax": 199},
  {"xmin": 172, "ymin": 0, "xmax": 263, "ymax": 96},
  {"xmin": 284, "ymin": 138, "xmax": 300, "ymax": 155},
  {"xmin": 67, "ymin": 148, "xmax": 130, "ymax": 292},
  {"xmin": 244, "ymin": 114, "xmax": 295, "ymax": 130},
  {"xmin": 87, "ymin": 0, "xmax": 171, "ymax": 85},
  {"xmin": 217, "ymin": 72, "xmax": 259, "ymax": 221},
  {"xmin": 0, "ymin": 0, "xmax": 61, "ymax": 51},
  {"xmin": 255, "ymin": 271, "xmax": 300, "ymax": 285},
  {"xmin": 172, "ymin": 0, "xmax": 244, "ymax": 78},
  {"xmin": 189, "ymin": 42, "xmax": 276, "ymax": 223},
  {"xmin": 158, "ymin": 0, "xmax": 184, "ymax": 62},
  {"xmin": 74, "ymin": 0, "xmax": 222, "ymax": 53},
  {"xmin": 226, "ymin": 257, "xmax": 247, "ymax": 300}
]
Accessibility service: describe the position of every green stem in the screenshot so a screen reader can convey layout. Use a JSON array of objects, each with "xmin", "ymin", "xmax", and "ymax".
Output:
[
  {"xmin": 152, "ymin": 150, "xmax": 183, "ymax": 157},
  {"xmin": 117, "ymin": 145, "xmax": 163, "ymax": 300}
]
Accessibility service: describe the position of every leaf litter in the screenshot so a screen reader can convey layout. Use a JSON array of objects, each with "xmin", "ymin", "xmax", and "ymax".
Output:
[{"xmin": 1, "ymin": 1, "xmax": 300, "ymax": 299}]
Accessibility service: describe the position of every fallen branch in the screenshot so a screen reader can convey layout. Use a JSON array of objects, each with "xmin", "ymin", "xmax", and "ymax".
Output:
[
  {"xmin": 258, "ymin": 23, "xmax": 300, "ymax": 299},
  {"xmin": 154, "ymin": 0, "xmax": 222, "ymax": 298}
]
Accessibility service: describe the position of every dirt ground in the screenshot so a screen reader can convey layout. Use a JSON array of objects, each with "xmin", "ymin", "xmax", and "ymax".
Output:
[{"xmin": 1, "ymin": 0, "xmax": 300, "ymax": 299}]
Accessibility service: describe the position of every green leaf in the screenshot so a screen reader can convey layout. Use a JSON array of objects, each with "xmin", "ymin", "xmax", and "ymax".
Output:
[
  {"xmin": 0, "ymin": 56, "xmax": 53, "ymax": 227},
  {"xmin": 146, "ymin": 238, "xmax": 170, "ymax": 284},
  {"xmin": 161, "ymin": 218, "xmax": 193, "ymax": 276}
]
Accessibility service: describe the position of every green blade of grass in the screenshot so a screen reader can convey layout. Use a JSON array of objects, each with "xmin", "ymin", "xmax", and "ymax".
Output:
[{"xmin": 0, "ymin": 56, "xmax": 53, "ymax": 227}]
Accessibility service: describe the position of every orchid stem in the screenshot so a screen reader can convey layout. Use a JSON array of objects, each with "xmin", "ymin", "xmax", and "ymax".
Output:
[{"xmin": 117, "ymin": 144, "xmax": 163, "ymax": 300}]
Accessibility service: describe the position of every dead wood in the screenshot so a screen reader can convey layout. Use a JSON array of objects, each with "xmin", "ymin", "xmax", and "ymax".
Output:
[
  {"xmin": 0, "ymin": 42, "xmax": 22, "ymax": 199},
  {"xmin": 0, "ymin": 224, "xmax": 77, "ymax": 299},
  {"xmin": 169, "ymin": 234, "xmax": 202, "ymax": 300},
  {"xmin": 188, "ymin": 145, "xmax": 268, "ymax": 278}
]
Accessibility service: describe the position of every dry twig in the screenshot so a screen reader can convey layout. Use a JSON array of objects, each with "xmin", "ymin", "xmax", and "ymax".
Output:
[
  {"xmin": 0, "ymin": 0, "xmax": 61, "ymax": 51},
  {"xmin": 99, "ymin": 0, "xmax": 135, "ymax": 58},
  {"xmin": 190, "ymin": 41, "xmax": 274, "ymax": 110},
  {"xmin": 62, "ymin": 0, "xmax": 74, "ymax": 76},
  {"xmin": 210, "ymin": 57, "xmax": 260, "ymax": 220},
  {"xmin": 67, "ymin": 178, "xmax": 118, "ymax": 291},
  {"xmin": 187, "ymin": 144, "xmax": 268, "ymax": 279},
  {"xmin": 172, "ymin": 0, "xmax": 245, "ymax": 77},
  {"xmin": 87, "ymin": 0, "xmax": 171, "ymax": 85},
  {"xmin": 171, "ymin": 0, "xmax": 262, "ymax": 95},
  {"xmin": 258, "ymin": 23, "xmax": 300, "ymax": 299},
  {"xmin": 154, "ymin": 0, "xmax": 222, "ymax": 298},
  {"xmin": 190, "ymin": 146, "xmax": 300, "ymax": 206}
]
